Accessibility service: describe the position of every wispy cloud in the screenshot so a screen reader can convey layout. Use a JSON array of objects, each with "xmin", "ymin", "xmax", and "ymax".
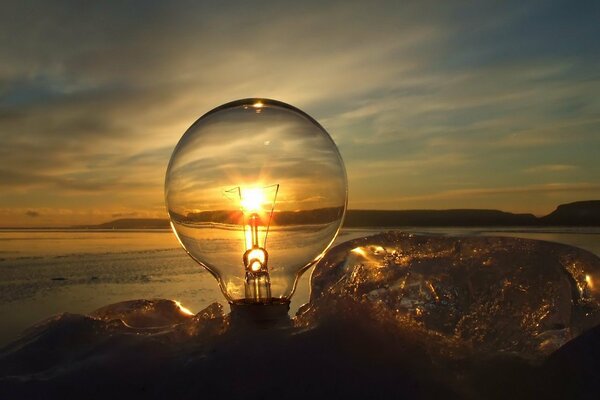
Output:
[
  {"xmin": 0, "ymin": 0, "xmax": 598, "ymax": 224},
  {"xmin": 524, "ymin": 164, "xmax": 578, "ymax": 173},
  {"xmin": 401, "ymin": 182, "xmax": 600, "ymax": 201},
  {"xmin": 352, "ymin": 182, "xmax": 600, "ymax": 215}
]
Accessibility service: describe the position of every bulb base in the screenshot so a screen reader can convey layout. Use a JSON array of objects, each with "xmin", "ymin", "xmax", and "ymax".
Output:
[{"xmin": 229, "ymin": 299, "xmax": 291, "ymax": 328}]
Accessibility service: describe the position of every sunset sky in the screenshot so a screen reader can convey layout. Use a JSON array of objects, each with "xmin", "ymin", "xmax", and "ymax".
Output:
[{"xmin": 1, "ymin": 0, "xmax": 599, "ymax": 227}]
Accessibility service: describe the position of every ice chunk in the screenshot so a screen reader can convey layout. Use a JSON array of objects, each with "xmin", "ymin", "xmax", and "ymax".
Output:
[
  {"xmin": 91, "ymin": 299, "xmax": 195, "ymax": 328},
  {"xmin": 0, "ymin": 301, "xmax": 226, "ymax": 377},
  {"xmin": 308, "ymin": 231, "xmax": 600, "ymax": 358}
]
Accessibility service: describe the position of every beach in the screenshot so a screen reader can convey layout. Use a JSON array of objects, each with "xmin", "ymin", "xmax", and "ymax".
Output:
[{"xmin": 1, "ymin": 227, "xmax": 598, "ymax": 347}]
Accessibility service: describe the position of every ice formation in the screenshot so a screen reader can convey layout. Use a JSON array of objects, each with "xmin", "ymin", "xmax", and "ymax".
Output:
[
  {"xmin": 1, "ymin": 232, "xmax": 600, "ymax": 399},
  {"xmin": 308, "ymin": 231, "xmax": 600, "ymax": 358}
]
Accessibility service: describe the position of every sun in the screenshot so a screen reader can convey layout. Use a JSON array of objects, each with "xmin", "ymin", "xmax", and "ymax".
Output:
[{"xmin": 240, "ymin": 187, "xmax": 265, "ymax": 212}]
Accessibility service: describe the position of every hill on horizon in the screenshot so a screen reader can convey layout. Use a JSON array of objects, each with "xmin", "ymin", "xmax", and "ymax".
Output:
[{"xmin": 76, "ymin": 200, "xmax": 600, "ymax": 229}]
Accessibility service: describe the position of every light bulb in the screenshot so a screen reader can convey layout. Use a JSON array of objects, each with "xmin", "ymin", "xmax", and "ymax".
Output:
[{"xmin": 165, "ymin": 99, "xmax": 347, "ymax": 319}]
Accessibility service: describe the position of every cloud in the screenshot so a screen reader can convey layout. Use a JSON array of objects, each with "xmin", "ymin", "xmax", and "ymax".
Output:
[
  {"xmin": 0, "ymin": 0, "xmax": 598, "ymax": 225},
  {"xmin": 352, "ymin": 182, "xmax": 600, "ymax": 209},
  {"xmin": 404, "ymin": 182, "xmax": 600, "ymax": 201},
  {"xmin": 524, "ymin": 164, "xmax": 578, "ymax": 173}
]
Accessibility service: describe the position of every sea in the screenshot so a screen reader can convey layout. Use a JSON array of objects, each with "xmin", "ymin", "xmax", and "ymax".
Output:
[{"xmin": 0, "ymin": 227, "xmax": 599, "ymax": 347}]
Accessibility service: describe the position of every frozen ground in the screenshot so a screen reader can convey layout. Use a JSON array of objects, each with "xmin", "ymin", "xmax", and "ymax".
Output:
[
  {"xmin": 0, "ymin": 227, "xmax": 598, "ymax": 346},
  {"xmin": 1, "ymin": 232, "xmax": 599, "ymax": 399}
]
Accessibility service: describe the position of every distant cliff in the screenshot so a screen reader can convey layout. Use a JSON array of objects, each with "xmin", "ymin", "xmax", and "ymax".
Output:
[
  {"xmin": 79, "ymin": 218, "xmax": 171, "ymax": 229},
  {"xmin": 78, "ymin": 200, "xmax": 600, "ymax": 229},
  {"xmin": 343, "ymin": 209, "xmax": 538, "ymax": 227},
  {"xmin": 540, "ymin": 201, "xmax": 600, "ymax": 226}
]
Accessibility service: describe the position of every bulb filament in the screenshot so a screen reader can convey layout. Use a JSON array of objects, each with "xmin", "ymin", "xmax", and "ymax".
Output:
[{"xmin": 226, "ymin": 184, "xmax": 279, "ymax": 302}]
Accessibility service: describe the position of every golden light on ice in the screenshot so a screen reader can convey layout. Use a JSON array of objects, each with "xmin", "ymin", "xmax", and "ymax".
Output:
[
  {"xmin": 373, "ymin": 246, "xmax": 385, "ymax": 254},
  {"xmin": 174, "ymin": 300, "xmax": 194, "ymax": 316},
  {"xmin": 351, "ymin": 247, "xmax": 367, "ymax": 257},
  {"xmin": 586, "ymin": 274, "xmax": 594, "ymax": 290}
]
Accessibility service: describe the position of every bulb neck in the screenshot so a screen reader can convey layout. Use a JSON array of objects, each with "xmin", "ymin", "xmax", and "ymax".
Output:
[{"xmin": 229, "ymin": 299, "xmax": 291, "ymax": 329}]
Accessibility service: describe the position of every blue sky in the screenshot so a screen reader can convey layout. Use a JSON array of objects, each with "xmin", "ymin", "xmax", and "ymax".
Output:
[{"xmin": 0, "ymin": 0, "xmax": 599, "ymax": 226}]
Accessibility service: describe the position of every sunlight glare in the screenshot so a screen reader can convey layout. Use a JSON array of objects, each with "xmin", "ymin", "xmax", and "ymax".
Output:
[
  {"xmin": 351, "ymin": 247, "xmax": 367, "ymax": 257},
  {"xmin": 174, "ymin": 300, "xmax": 195, "ymax": 316},
  {"xmin": 240, "ymin": 188, "xmax": 265, "ymax": 212},
  {"xmin": 247, "ymin": 248, "xmax": 266, "ymax": 264}
]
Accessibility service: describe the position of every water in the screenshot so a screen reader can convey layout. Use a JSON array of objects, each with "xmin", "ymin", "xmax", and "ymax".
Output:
[{"xmin": 0, "ymin": 227, "xmax": 598, "ymax": 346}]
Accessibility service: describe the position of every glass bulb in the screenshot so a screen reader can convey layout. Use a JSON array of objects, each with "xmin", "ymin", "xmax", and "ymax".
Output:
[{"xmin": 165, "ymin": 99, "xmax": 347, "ymax": 305}]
